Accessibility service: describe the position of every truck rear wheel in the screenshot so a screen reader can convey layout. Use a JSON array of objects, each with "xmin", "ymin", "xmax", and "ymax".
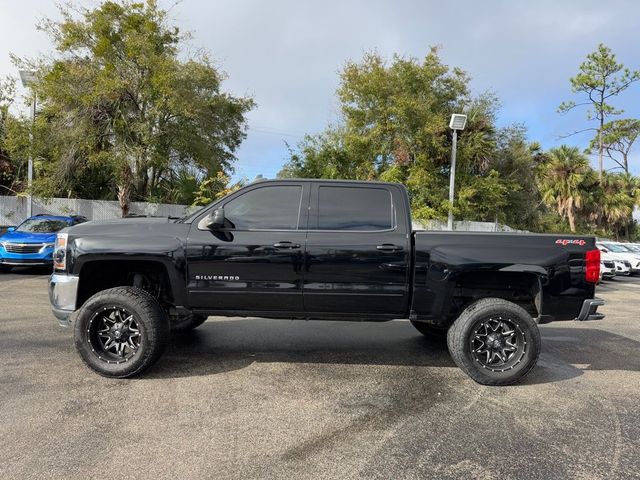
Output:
[
  {"xmin": 447, "ymin": 298, "xmax": 541, "ymax": 386},
  {"xmin": 74, "ymin": 287, "xmax": 169, "ymax": 378},
  {"xmin": 170, "ymin": 313, "xmax": 208, "ymax": 331},
  {"xmin": 410, "ymin": 320, "xmax": 448, "ymax": 340}
]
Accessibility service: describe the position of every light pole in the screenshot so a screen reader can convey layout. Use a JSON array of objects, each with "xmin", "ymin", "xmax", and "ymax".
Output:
[
  {"xmin": 447, "ymin": 113, "xmax": 467, "ymax": 230},
  {"xmin": 19, "ymin": 69, "xmax": 37, "ymax": 218}
]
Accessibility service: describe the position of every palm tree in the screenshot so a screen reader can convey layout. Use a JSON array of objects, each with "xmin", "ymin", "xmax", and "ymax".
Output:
[
  {"xmin": 538, "ymin": 146, "xmax": 591, "ymax": 233},
  {"xmin": 587, "ymin": 173, "xmax": 638, "ymax": 239}
]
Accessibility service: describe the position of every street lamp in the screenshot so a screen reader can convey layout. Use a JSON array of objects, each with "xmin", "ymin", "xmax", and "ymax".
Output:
[
  {"xmin": 19, "ymin": 69, "xmax": 37, "ymax": 218},
  {"xmin": 447, "ymin": 113, "xmax": 467, "ymax": 230}
]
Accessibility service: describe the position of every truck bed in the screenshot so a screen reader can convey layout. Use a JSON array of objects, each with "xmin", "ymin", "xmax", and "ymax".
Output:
[{"xmin": 410, "ymin": 231, "xmax": 597, "ymax": 323}]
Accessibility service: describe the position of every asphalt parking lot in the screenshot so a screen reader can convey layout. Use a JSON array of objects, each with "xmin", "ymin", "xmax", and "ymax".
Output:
[{"xmin": 1, "ymin": 269, "xmax": 639, "ymax": 480}]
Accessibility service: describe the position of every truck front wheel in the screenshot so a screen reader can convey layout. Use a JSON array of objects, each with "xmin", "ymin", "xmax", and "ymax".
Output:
[
  {"xmin": 447, "ymin": 298, "xmax": 541, "ymax": 386},
  {"xmin": 74, "ymin": 287, "xmax": 170, "ymax": 378}
]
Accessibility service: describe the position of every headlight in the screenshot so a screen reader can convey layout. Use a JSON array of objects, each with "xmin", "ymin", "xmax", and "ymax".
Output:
[
  {"xmin": 40, "ymin": 243, "xmax": 55, "ymax": 251},
  {"xmin": 53, "ymin": 233, "xmax": 68, "ymax": 271}
]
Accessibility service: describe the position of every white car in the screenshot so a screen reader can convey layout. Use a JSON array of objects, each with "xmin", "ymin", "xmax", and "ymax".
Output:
[
  {"xmin": 600, "ymin": 259, "xmax": 616, "ymax": 279},
  {"xmin": 624, "ymin": 243, "xmax": 640, "ymax": 254},
  {"xmin": 597, "ymin": 242, "xmax": 639, "ymax": 275},
  {"xmin": 614, "ymin": 260, "xmax": 631, "ymax": 276}
]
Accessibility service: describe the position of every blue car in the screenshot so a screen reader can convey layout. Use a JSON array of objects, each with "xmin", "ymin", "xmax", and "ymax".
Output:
[{"xmin": 0, "ymin": 214, "xmax": 87, "ymax": 271}]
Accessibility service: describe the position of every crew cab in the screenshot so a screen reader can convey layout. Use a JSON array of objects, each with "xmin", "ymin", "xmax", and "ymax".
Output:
[{"xmin": 48, "ymin": 180, "xmax": 603, "ymax": 385}]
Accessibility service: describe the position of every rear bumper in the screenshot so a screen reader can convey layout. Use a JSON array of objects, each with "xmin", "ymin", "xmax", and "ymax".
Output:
[
  {"xmin": 48, "ymin": 273, "xmax": 79, "ymax": 327},
  {"xmin": 575, "ymin": 298, "xmax": 605, "ymax": 321}
]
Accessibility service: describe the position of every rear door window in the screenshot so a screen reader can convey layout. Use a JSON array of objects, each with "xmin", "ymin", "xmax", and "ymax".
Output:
[{"xmin": 316, "ymin": 186, "xmax": 393, "ymax": 231}]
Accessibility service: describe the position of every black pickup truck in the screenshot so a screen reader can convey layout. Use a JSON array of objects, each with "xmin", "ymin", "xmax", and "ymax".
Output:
[{"xmin": 49, "ymin": 179, "xmax": 604, "ymax": 385}]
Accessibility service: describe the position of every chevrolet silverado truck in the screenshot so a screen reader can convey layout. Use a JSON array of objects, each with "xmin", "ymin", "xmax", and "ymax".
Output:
[{"xmin": 48, "ymin": 179, "xmax": 604, "ymax": 385}]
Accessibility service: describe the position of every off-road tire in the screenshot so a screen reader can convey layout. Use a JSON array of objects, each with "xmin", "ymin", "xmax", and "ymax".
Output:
[
  {"xmin": 410, "ymin": 320, "xmax": 448, "ymax": 340},
  {"xmin": 447, "ymin": 298, "xmax": 541, "ymax": 386},
  {"xmin": 74, "ymin": 287, "xmax": 170, "ymax": 378},
  {"xmin": 170, "ymin": 313, "xmax": 208, "ymax": 332}
]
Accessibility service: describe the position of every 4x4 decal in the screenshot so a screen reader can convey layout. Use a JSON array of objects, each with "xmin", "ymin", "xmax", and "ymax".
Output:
[{"xmin": 555, "ymin": 239, "xmax": 586, "ymax": 246}]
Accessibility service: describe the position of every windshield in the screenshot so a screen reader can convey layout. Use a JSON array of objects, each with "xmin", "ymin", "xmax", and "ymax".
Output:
[
  {"xmin": 603, "ymin": 243, "xmax": 630, "ymax": 253},
  {"xmin": 16, "ymin": 218, "xmax": 70, "ymax": 233},
  {"xmin": 177, "ymin": 205, "xmax": 206, "ymax": 224}
]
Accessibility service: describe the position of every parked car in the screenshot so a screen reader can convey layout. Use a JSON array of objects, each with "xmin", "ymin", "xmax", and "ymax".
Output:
[
  {"xmin": 600, "ymin": 259, "xmax": 616, "ymax": 280},
  {"xmin": 613, "ymin": 260, "xmax": 631, "ymax": 276},
  {"xmin": 0, "ymin": 214, "xmax": 87, "ymax": 271},
  {"xmin": 48, "ymin": 180, "xmax": 604, "ymax": 385},
  {"xmin": 597, "ymin": 242, "xmax": 640, "ymax": 275},
  {"xmin": 624, "ymin": 243, "xmax": 640, "ymax": 254}
]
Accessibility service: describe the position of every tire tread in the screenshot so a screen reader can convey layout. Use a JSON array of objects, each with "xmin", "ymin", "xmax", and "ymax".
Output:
[
  {"xmin": 446, "ymin": 298, "xmax": 541, "ymax": 386},
  {"xmin": 74, "ymin": 286, "xmax": 169, "ymax": 378}
]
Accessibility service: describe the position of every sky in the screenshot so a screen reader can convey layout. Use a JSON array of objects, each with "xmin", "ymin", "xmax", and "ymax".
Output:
[{"xmin": 1, "ymin": 0, "xmax": 640, "ymax": 183}]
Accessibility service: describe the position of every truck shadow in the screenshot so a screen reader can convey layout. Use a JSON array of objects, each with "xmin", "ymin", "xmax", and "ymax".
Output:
[{"xmin": 148, "ymin": 319, "xmax": 640, "ymax": 385}]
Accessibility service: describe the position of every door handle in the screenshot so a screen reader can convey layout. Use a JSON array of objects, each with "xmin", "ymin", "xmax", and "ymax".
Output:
[
  {"xmin": 273, "ymin": 241, "xmax": 301, "ymax": 249},
  {"xmin": 376, "ymin": 244, "xmax": 403, "ymax": 252}
]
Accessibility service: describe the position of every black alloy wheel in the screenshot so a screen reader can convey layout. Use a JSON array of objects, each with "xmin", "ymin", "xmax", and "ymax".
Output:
[
  {"xmin": 74, "ymin": 287, "xmax": 169, "ymax": 378},
  {"xmin": 469, "ymin": 317, "xmax": 526, "ymax": 372},
  {"xmin": 87, "ymin": 307, "xmax": 142, "ymax": 364},
  {"xmin": 447, "ymin": 298, "xmax": 541, "ymax": 386}
]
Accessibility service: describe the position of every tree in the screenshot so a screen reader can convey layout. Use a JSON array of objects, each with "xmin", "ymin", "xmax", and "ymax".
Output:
[
  {"xmin": 0, "ymin": 77, "xmax": 17, "ymax": 195},
  {"xmin": 537, "ymin": 146, "xmax": 592, "ymax": 233},
  {"xmin": 280, "ymin": 48, "xmax": 517, "ymax": 223},
  {"xmin": 558, "ymin": 44, "xmax": 640, "ymax": 181},
  {"xmin": 488, "ymin": 125, "xmax": 546, "ymax": 229},
  {"xmin": 597, "ymin": 118, "xmax": 640, "ymax": 173},
  {"xmin": 12, "ymin": 0, "xmax": 254, "ymax": 215},
  {"xmin": 585, "ymin": 172, "xmax": 638, "ymax": 239}
]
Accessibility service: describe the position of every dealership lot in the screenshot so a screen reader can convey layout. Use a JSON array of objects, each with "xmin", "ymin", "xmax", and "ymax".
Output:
[{"xmin": 1, "ymin": 270, "xmax": 639, "ymax": 480}]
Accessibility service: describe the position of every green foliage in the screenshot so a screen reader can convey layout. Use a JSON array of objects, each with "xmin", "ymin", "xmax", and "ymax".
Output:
[
  {"xmin": 192, "ymin": 171, "xmax": 245, "ymax": 206},
  {"xmin": 535, "ymin": 146, "xmax": 638, "ymax": 238},
  {"xmin": 585, "ymin": 172, "xmax": 639, "ymax": 238},
  {"xmin": 0, "ymin": 77, "xmax": 20, "ymax": 194},
  {"xmin": 589, "ymin": 118, "xmax": 640, "ymax": 173},
  {"xmin": 280, "ymin": 49, "xmax": 539, "ymax": 226},
  {"xmin": 8, "ymin": 0, "xmax": 254, "ymax": 215},
  {"xmin": 537, "ymin": 146, "xmax": 593, "ymax": 233},
  {"xmin": 559, "ymin": 44, "xmax": 640, "ymax": 177},
  {"xmin": 3, "ymin": 25, "xmax": 639, "ymax": 239}
]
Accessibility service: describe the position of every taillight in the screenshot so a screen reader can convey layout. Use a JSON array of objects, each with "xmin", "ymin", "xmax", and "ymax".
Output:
[
  {"xmin": 53, "ymin": 233, "xmax": 68, "ymax": 271},
  {"xmin": 585, "ymin": 249, "xmax": 600, "ymax": 283}
]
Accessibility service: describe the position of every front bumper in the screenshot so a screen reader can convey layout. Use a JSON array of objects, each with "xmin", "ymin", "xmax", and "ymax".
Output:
[
  {"xmin": 575, "ymin": 298, "xmax": 605, "ymax": 321},
  {"xmin": 48, "ymin": 273, "xmax": 79, "ymax": 327},
  {"xmin": 1, "ymin": 259, "xmax": 52, "ymax": 266},
  {"xmin": 0, "ymin": 247, "xmax": 54, "ymax": 266}
]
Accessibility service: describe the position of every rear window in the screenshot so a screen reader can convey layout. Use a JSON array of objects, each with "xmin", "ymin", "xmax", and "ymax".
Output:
[
  {"xmin": 604, "ymin": 243, "xmax": 629, "ymax": 253},
  {"xmin": 317, "ymin": 186, "xmax": 393, "ymax": 231}
]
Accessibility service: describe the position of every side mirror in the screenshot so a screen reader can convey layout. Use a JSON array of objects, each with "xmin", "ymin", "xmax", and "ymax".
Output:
[
  {"xmin": 205, "ymin": 208, "xmax": 226, "ymax": 230},
  {"xmin": 7, "ymin": 227, "xmax": 15, "ymax": 232}
]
